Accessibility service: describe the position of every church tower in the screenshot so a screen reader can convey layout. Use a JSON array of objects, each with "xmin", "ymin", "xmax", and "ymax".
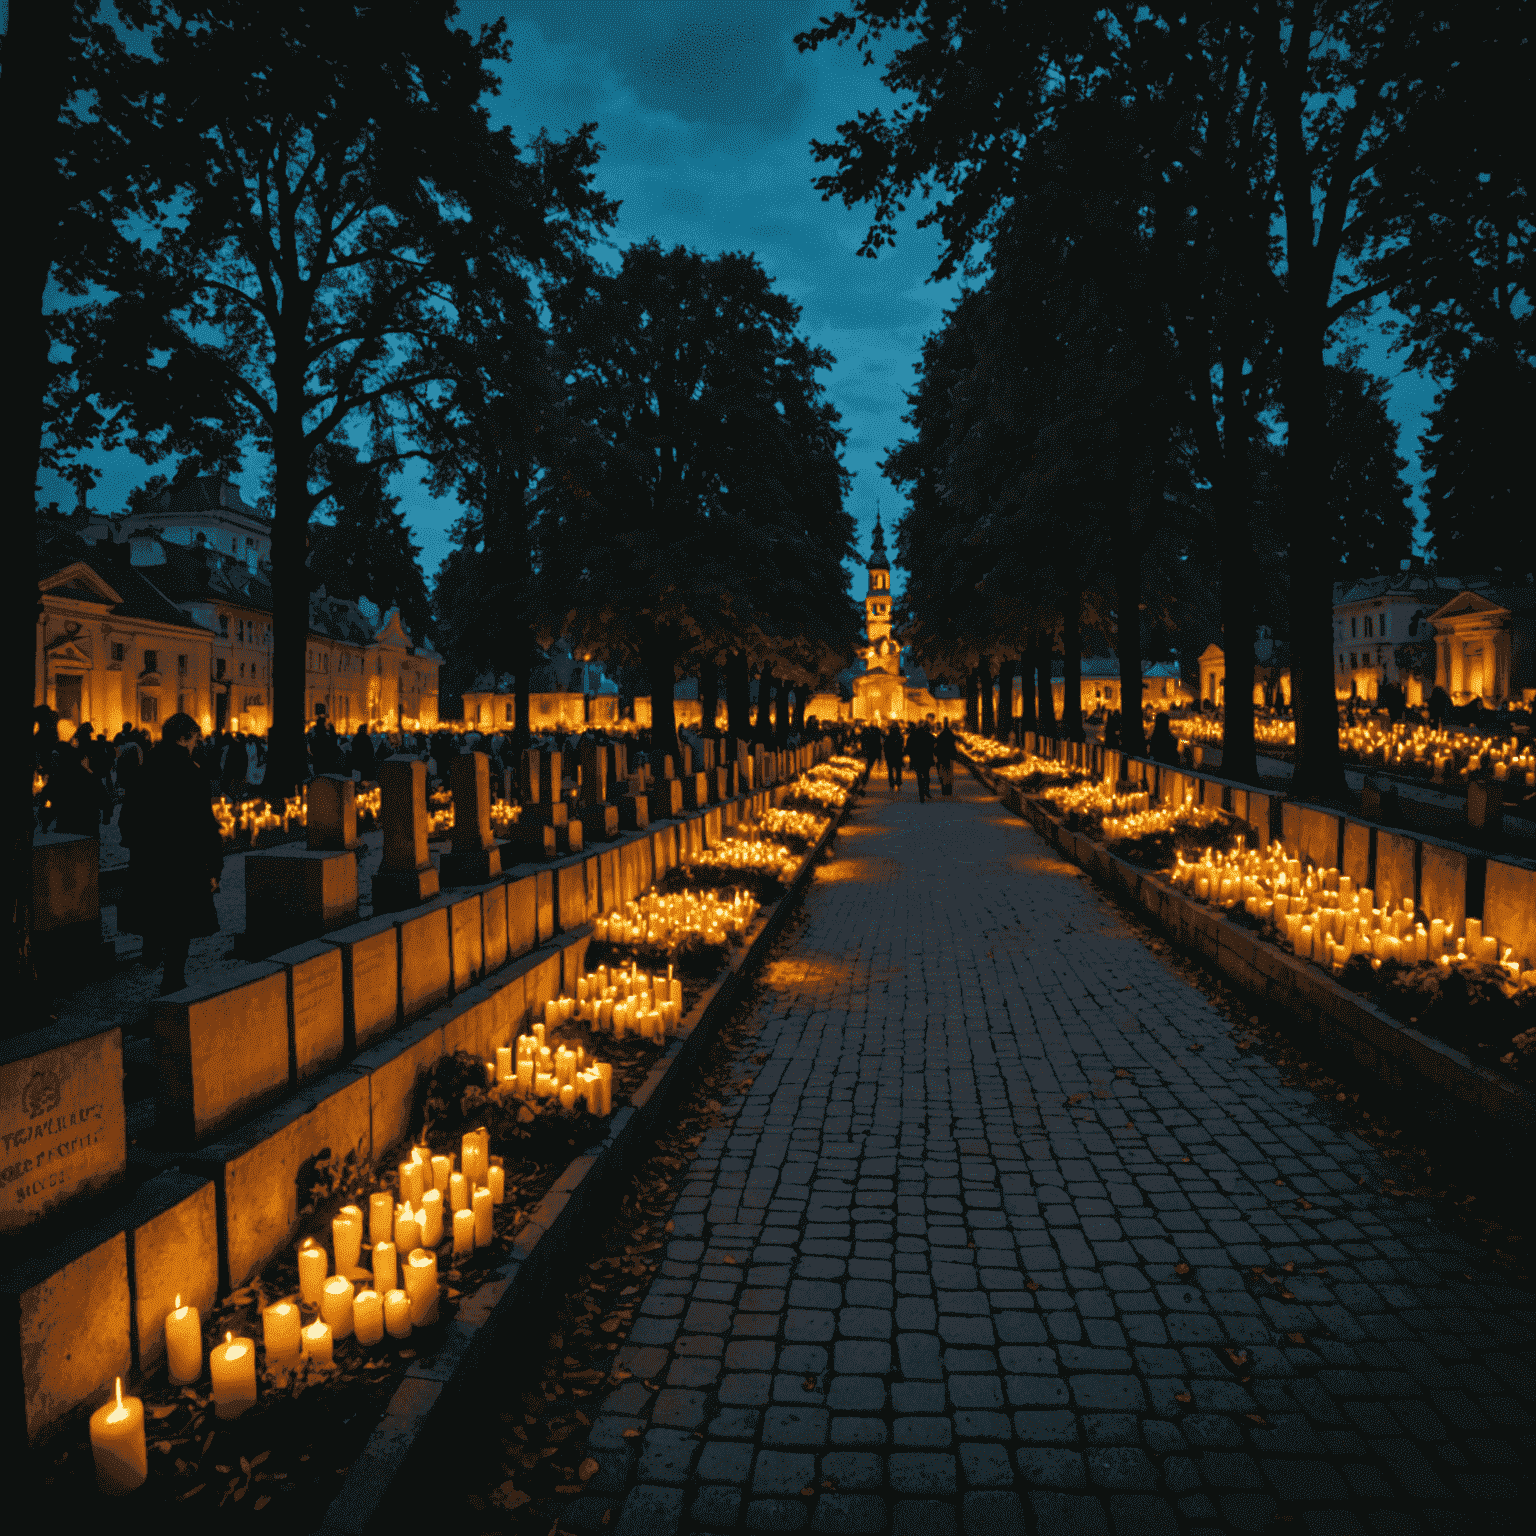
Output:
[{"xmin": 863, "ymin": 515, "xmax": 896, "ymax": 674}]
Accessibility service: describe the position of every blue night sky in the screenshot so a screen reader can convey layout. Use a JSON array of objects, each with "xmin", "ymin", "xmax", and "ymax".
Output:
[{"xmin": 43, "ymin": 1, "xmax": 1439, "ymax": 594}]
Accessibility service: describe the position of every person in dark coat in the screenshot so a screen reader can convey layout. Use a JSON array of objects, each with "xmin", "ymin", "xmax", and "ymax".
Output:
[
  {"xmin": 1148, "ymin": 711, "xmax": 1179, "ymax": 767},
  {"xmin": 860, "ymin": 723, "xmax": 882, "ymax": 775},
  {"xmin": 39, "ymin": 743, "xmax": 112, "ymax": 836},
  {"xmin": 221, "ymin": 733, "xmax": 249, "ymax": 797},
  {"xmin": 934, "ymin": 721, "xmax": 958, "ymax": 795},
  {"xmin": 883, "ymin": 722, "xmax": 905, "ymax": 793},
  {"xmin": 119, "ymin": 712, "xmax": 224, "ymax": 994},
  {"xmin": 907, "ymin": 719, "xmax": 936, "ymax": 802},
  {"xmin": 350, "ymin": 726, "xmax": 377, "ymax": 783}
]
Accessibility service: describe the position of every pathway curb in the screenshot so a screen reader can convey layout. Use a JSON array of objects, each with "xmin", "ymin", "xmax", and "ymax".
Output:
[
  {"xmin": 966, "ymin": 756, "xmax": 1536, "ymax": 1153},
  {"xmin": 319, "ymin": 776, "xmax": 863, "ymax": 1535}
]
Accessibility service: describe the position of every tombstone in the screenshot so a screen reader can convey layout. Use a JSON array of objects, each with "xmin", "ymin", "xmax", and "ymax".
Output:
[
  {"xmin": 307, "ymin": 774, "xmax": 359, "ymax": 851},
  {"xmin": 619, "ymin": 784, "xmax": 650, "ymax": 831},
  {"xmin": 242, "ymin": 845, "xmax": 359, "ymax": 953},
  {"xmin": 519, "ymin": 747, "xmax": 542, "ymax": 805},
  {"xmin": 680, "ymin": 770, "xmax": 710, "ymax": 813},
  {"xmin": 373, "ymin": 755, "xmax": 441, "ymax": 912},
  {"xmin": 0, "ymin": 1019, "xmax": 127, "ymax": 1236},
  {"xmin": 30, "ymin": 833, "xmax": 112, "ymax": 985},
  {"xmin": 579, "ymin": 740, "xmax": 608, "ymax": 807},
  {"xmin": 442, "ymin": 751, "xmax": 502, "ymax": 886},
  {"xmin": 679, "ymin": 744, "xmax": 692, "ymax": 776},
  {"xmin": 663, "ymin": 754, "xmax": 677, "ymax": 780},
  {"xmin": 702, "ymin": 738, "xmax": 717, "ymax": 772},
  {"xmin": 712, "ymin": 764, "xmax": 730, "ymax": 803},
  {"xmin": 1467, "ymin": 778, "xmax": 1504, "ymax": 836}
]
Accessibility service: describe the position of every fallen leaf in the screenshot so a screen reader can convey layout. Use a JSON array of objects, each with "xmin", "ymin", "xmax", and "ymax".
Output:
[
  {"xmin": 1025, "ymin": 1280, "xmax": 1040, "ymax": 1292},
  {"xmin": 1174, "ymin": 1392, "xmax": 1192, "ymax": 1404},
  {"xmin": 664, "ymin": 1220, "xmax": 674, "ymax": 1233},
  {"xmin": 492, "ymin": 1481, "xmax": 530, "ymax": 1511},
  {"xmin": 180, "ymin": 1485, "xmax": 206, "ymax": 1502},
  {"xmin": 149, "ymin": 1404, "xmax": 177, "ymax": 1420},
  {"xmin": 580, "ymin": 1457, "xmax": 600, "ymax": 1481},
  {"xmin": 254, "ymin": 1495, "xmax": 270, "ymax": 1510},
  {"xmin": 1188, "ymin": 1044, "xmax": 1203, "ymax": 1053},
  {"xmin": 1286, "ymin": 1332, "xmax": 1306, "ymax": 1344},
  {"xmin": 622, "ymin": 1428, "xmax": 642, "ymax": 1439},
  {"xmin": 1174, "ymin": 1262, "xmax": 1191, "ymax": 1277},
  {"xmin": 801, "ymin": 1486, "xmax": 816, "ymax": 1498},
  {"xmin": 1246, "ymin": 1412, "xmax": 1268, "ymax": 1426},
  {"xmin": 1225, "ymin": 1350, "xmax": 1248, "ymax": 1368},
  {"xmin": 1115, "ymin": 1069, "xmax": 1131, "ymax": 1078}
]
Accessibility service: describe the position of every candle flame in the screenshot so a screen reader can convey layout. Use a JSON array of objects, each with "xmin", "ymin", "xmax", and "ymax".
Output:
[
  {"xmin": 106, "ymin": 1376, "xmax": 129, "ymax": 1423},
  {"xmin": 225, "ymin": 1331, "xmax": 233, "ymax": 1344},
  {"xmin": 174, "ymin": 1293, "xmax": 182, "ymax": 1310}
]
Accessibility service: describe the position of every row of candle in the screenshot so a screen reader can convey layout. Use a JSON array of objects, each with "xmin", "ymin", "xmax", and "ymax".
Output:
[
  {"xmin": 757, "ymin": 806, "xmax": 832, "ymax": 845},
  {"xmin": 492, "ymin": 1020, "xmax": 616, "ymax": 1111},
  {"xmin": 592, "ymin": 887, "xmax": 756, "ymax": 948},
  {"xmin": 1171, "ymin": 841, "xmax": 1528, "ymax": 979},
  {"xmin": 790, "ymin": 776, "xmax": 850, "ymax": 811},
  {"xmin": 689, "ymin": 836, "xmax": 798, "ymax": 879}
]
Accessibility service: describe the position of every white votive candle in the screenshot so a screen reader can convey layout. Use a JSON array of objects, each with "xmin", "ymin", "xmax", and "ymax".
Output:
[
  {"xmin": 399, "ymin": 1158, "xmax": 425, "ymax": 1204},
  {"xmin": 405, "ymin": 1248, "xmax": 438, "ymax": 1325},
  {"xmin": 394, "ymin": 1202, "xmax": 421, "ymax": 1255},
  {"xmin": 419, "ymin": 1187, "xmax": 444, "ymax": 1247},
  {"xmin": 165, "ymin": 1294, "xmax": 202, "ymax": 1385},
  {"xmin": 263, "ymin": 1300, "xmax": 302, "ymax": 1366},
  {"xmin": 302, "ymin": 1319, "xmax": 333, "ymax": 1366},
  {"xmin": 321, "ymin": 1275, "xmax": 355, "ymax": 1341},
  {"xmin": 496, "ymin": 1046, "xmax": 512, "ymax": 1081},
  {"xmin": 372, "ymin": 1239, "xmax": 397, "ymax": 1296},
  {"xmin": 90, "ymin": 1378, "xmax": 146, "ymax": 1494},
  {"xmin": 334, "ymin": 1205, "xmax": 363, "ymax": 1274},
  {"xmin": 370, "ymin": 1191, "xmax": 394, "ymax": 1246},
  {"xmin": 488, "ymin": 1163, "xmax": 505, "ymax": 1205},
  {"xmin": 453, "ymin": 1206, "xmax": 476, "ymax": 1258},
  {"xmin": 298, "ymin": 1241, "xmax": 328, "ymax": 1305},
  {"xmin": 431, "ymin": 1154, "xmax": 452, "ymax": 1195},
  {"xmin": 473, "ymin": 1185, "xmax": 493, "ymax": 1247},
  {"xmin": 449, "ymin": 1171, "xmax": 469, "ymax": 1213},
  {"xmin": 384, "ymin": 1288, "xmax": 412, "ymax": 1339},
  {"xmin": 211, "ymin": 1332, "xmax": 258, "ymax": 1418},
  {"xmin": 353, "ymin": 1289, "xmax": 384, "ymax": 1345}
]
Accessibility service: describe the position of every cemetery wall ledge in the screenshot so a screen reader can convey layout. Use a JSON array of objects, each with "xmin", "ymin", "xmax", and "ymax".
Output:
[
  {"xmin": 965, "ymin": 755, "xmax": 1536, "ymax": 1159},
  {"xmin": 319, "ymin": 764, "xmax": 864, "ymax": 1535}
]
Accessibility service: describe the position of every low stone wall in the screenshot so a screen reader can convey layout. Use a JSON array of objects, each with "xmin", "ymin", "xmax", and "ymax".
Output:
[
  {"xmin": 972, "ymin": 752, "xmax": 1536, "ymax": 1155},
  {"xmin": 2, "ymin": 744, "xmax": 834, "ymax": 1453}
]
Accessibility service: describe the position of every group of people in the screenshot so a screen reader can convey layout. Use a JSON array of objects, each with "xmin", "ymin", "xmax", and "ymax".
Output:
[{"xmin": 858, "ymin": 717, "xmax": 958, "ymax": 804}]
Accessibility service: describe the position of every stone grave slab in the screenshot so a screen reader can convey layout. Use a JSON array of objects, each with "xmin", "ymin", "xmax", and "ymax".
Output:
[
  {"xmin": 443, "ymin": 752, "xmax": 502, "ymax": 887},
  {"xmin": 557, "ymin": 861, "xmax": 588, "ymax": 930},
  {"xmin": 1484, "ymin": 858, "xmax": 1536, "ymax": 968},
  {"xmin": 374, "ymin": 756, "xmax": 439, "ymax": 912},
  {"xmin": 438, "ymin": 986, "xmax": 498, "ymax": 1065},
  {"xmin": 536, "ymin": 870, "xmax": 555, "ymax": 943},
  {"xmin": 448, "ymin": 891, "xmax": 484, "ymax": 993},
  {"xmin": 324, "ymin": 913, "xmax": 401, "ymax": 1054},
  {"xmin": 507, "ymin": 875, "xmax": 537, "ymax": 960},
  {"xmin": 244, "ymin": 846, "xmax": 359, "ymax": 949},
  {"xmin": 354, "ymin": 1013, "xmax": 447, "ymax": 1159},
  {"xmin": 269, "ymin": 938, "xmax": 345, "ymax": 1083},
  {"xmin": 0, "ymin": 1019, "xmax": 125, "ymax": 1235},
  {"xmin": 1342, "ymin": 819, "xmax": 1372, "ymax": 892},
  {"xmin": 1420, "ymin": 837, "xmax": 1471, "ymax": 938},
  {"xmin": 1375, "ymin": 829, "xmax": 1418, "ymax": 913},
  {"xmin": 153, "ymin": 964, "xmax": 289, "ymax": 1145},
  {"xmin": 125, "ymin": 1170, "xmax": 217, "ymax": 1376},
  {"xmin": 479, "ymin": 880, "xmax": 509, "ymax": 974},
  {"xmin": 1, "ymin": 1218, "xmax": 130, "ymax": 1445},
  {"xmin": 396, "ymin": 902, "xmax": 452, "ymax": 1020},
  {"xmin": 307, "ymin": 774, "xmax": 359, "ymax": 850}
]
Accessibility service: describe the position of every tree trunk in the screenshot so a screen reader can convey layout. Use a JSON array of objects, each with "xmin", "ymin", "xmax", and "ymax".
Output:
[
  {"xmin": 756, "ymin": 666, "xmax": 775, "ymax": 743},
  {"xmin": 979, "ymin": 654, "xmax": 995, "ymax": 735},
  {"xmin": 643, "ymin": 628, "xmax": 679, "ymax": 774},
  {"xmin": 700, "ymin": 656, "xmax": 719, "ymax": 738},
  {"xmin": 1282, "ymin": 297, "xmax": 1346, "ymax": 801},
  {"xmin": 725, "ymin": 650, "xmax": 750, "ymax": 739},
  {"xmin": 512, "ymin": 626, "xmax": 533, "ymax": 751},
  {"xmin": 997, "ymin": 658, "xmax": 1016, "ymax": 743},
  {"xmin": 1216, "ymin": 462, "xmax": 1259, "ymax": 785},
  {"xmin": 1037, "ymin": 633, "xmax": 1057, "ymax": 736},
  {"xmin": 266, "ymin": 369, "xmax": 313, "ymax": 802},
  {"xmin": 774, "ymin": 678, "xmax": 789, "ymax": 746},
  {"xmin": 965, "ymin": 667, "xmax": 979, "ymax": 732},
  {"xmin": 1114, "ymin": 540, "xmax": 1147, "ymax": 759},
  {"xmin": 1018, "ymin": 639, "xmax": 1037, "ymax": 733},
  {"xmin": 3, "ymin": 5, "xmax": 71, "ymax": 1024},
  {"xmin": 1062, "ymin": 587, "xmax": 1084, "ymax": 741}
]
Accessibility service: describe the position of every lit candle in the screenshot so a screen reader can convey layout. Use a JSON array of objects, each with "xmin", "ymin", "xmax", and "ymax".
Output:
[
  {"xmin": 473, "ymin": 1184, "xmax": 493, "ymax": 1247},
  {"xmin": 419, "ymin": 1186, "xmax": 444, "ymax": 1248},
  {"xmin": 405, "ymin": 1248, "xmax": 438, "ymax": 1325},
  {"xmin": 516, "ymin": 1058, "xmax": 534, "ymax": 1096},
  {"xmin": 263, "ymin": 1300, "xmax": 302, "ymax": 1366},
  {"xmin": 431, "ymin": 1154, "xmax": 452, "ymax": 1195},
  {"xmin": 298, "ymin": 1240, "xmax": 328, "ymax": 1306},
  {"xmin": 321, "ymin": 1277, "xmax": 353, "ymax": 1344},
  {"xmin": 353, "ymin": 1288, "xmax": 383, "ymax": 1345},
  {"xmin": 334, "ymin": 1205, "xmax": 363, "ymax": 1275},
  {"xmin": 372, "ymin": 1238, "xmax": 397, "ymax": 1295},
  {"xmin": 496, "ymin": 1046, "xmax": 512, "ymax": 1081},
  {"xmin": 384, "ymin": 1288, "xmax": 412, "ymax": 1339},
  {"xmin": 89, "ymin": 1377, "xmax": 147, "ymax": 1494},
  {"xmin": 165, "ymin": 1293, "xmax": 202, "ymax": 1385},
  {"xmin": 399, "ymin": 1158, "xmax": 424, "ymax": 1205},
  {"xmin": 560, "ymin": 1083, "xmax": 577, "ymax": 1111},
  {"xmin": 394, "ymin": 1201, "xmax": 421, "ymax": 1254},
  {"xmin": 488, "ymin": 1163, "xmax": 505, "ymax": 1205},
  {"xmin": 210, "ymin": 1331, "xmax": 258, "ymax": 1418},
  {"xmin": 453, "ymin": 1206, "xmax": 476, "ymax": 1258},
  {"xmin": 302, "ymin": 1319, "xmax": 333, "ymax": 1367},
  {"xmin": 449, "ymin": 1171, "xmax": 469, "ymax": 1214},
  {"xmin": 369, "ymin": 1191, "xmax": 394, "ymax": 1246}
]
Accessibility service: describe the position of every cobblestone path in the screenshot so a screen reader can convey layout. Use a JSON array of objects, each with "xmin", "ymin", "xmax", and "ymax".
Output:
[{"xmin": 579, "ymin": 772, "xmax": 1534, "ymax": 1535}]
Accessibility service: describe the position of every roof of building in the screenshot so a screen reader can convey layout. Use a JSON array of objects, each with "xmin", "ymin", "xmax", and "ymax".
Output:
[
  {"xmin": 867, "ymin": 515, "xmax": 890, "ymax": 571},
  {"xmin": 1335, "ymin": 571, "xmax": 1484, "ymax": 607},
  {"xmin": 40, "ymin": 549, "xmax": 212, "ymax": 635}
]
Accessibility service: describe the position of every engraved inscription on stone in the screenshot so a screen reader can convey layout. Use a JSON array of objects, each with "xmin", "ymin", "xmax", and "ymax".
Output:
[{"xmin": 1, "ymin": 1029, "xmax": 126, "ymax": 1232}]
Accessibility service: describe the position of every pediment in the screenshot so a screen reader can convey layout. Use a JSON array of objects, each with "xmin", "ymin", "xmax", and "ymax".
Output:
[
  {"xmin": 41, "ymin": 561, "xmax": 122, "ymax": 607},
  {"xmin": 1428, "ymin": 589, "xmax": 1507, "ymax": 623},
  {"xmin": 46, "ymin": 640, "xmax": 92, "ymax": 669},
  {"xmin": 373, "ymin": 608, "xmax": 413, "ymax": 648}
]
